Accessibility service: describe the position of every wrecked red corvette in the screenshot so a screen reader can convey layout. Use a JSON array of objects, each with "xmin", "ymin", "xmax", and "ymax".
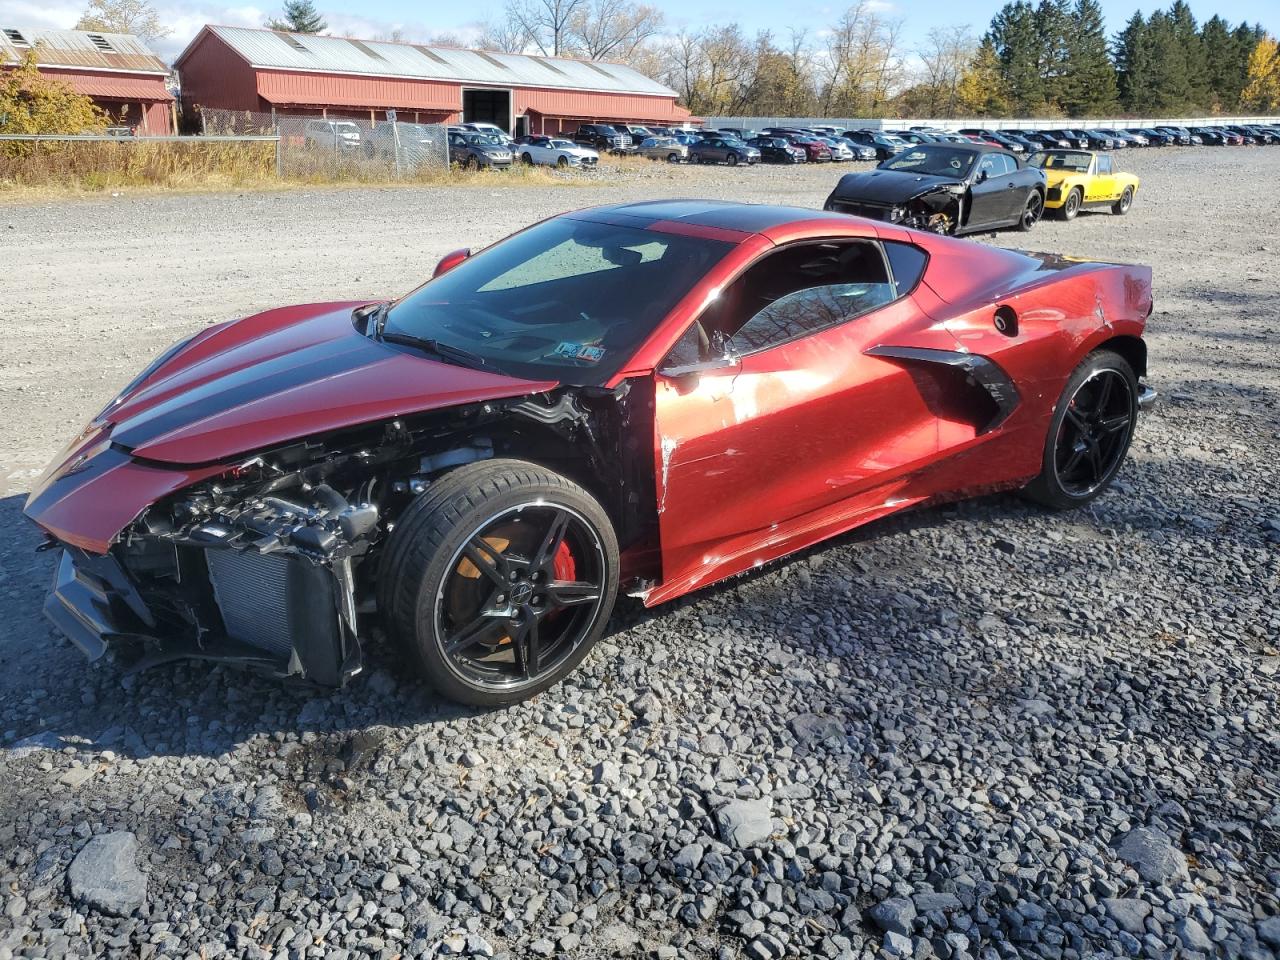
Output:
[{"xmin": 26, "ymin": 201, "xmax": 1155, "ymax": 706}]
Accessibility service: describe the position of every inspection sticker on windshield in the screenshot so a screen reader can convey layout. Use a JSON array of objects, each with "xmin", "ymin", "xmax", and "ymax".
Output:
[{"xmin": 554, "ymin": 341, "xmax": 605, "ymax": 363}]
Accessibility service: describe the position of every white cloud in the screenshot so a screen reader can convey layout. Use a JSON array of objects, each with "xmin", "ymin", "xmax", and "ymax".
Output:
[{"xmin": 0, "ymin": 0, "xmax": 82, "ymax": 30}]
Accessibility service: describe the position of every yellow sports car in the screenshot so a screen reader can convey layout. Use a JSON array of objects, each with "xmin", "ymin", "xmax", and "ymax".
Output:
[{"xmin": 1029, "ymin": 150, "xmax": 1140, "ymax": 220}]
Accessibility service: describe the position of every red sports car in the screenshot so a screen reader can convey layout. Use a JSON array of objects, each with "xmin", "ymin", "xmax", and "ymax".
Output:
[{"xmin": 25, "ymin": 201, "xmax": 1155, "ymax": 706}]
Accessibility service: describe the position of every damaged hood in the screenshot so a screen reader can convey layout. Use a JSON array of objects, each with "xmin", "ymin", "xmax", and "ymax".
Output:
[
  {"xmin": 826, "ymin": 169, "xmax": 966, "ymax": 205},
  {"xmin": 100, "ymin": 301, "xmax": 556, "ymax": 465}
]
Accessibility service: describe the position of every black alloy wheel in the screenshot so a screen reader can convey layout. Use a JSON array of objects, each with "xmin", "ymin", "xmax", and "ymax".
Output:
[
  {"xmin": 379, "ymin": 459, "xmax": 619, "ymax": 706},
  {"xmin": 1023, "ymin": 350, "xmax": 1138, "ymax": 508},
  {"xmin": 1018, "ymin": 191, "xmax": 1043, "ymax": 231},
  {"xmin": 727, "ymin": 152, "xmax": 739, "ymax": 166},
  {"xmin": 435, "ymin": 503, "xmax": 607, "ymax": 692}
]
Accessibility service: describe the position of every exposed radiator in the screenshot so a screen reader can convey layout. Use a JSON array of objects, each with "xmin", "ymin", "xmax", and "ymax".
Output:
[{"xmin": 206, "ymin": 549, "xmax": 294, "ymax": 656}]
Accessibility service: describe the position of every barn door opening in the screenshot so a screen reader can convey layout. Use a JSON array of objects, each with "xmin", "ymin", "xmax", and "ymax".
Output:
[{"xmin": 462, "ymin": 89, "xmax": 512, "ymax": 132}]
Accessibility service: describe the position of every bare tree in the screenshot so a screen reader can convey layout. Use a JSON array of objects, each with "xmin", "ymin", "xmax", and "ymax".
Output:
[
  {"xmin": 567, "ymin": 0, "xmax": 664, "ymax": 60},
  {"xmin": 476, "ymin": 16, "xmax": 534, "ymax": 53},
  {"xmin": 504, "ymin": 0, "xmax": 587, "ymax": 56},
  {"xmin": 916, "ymin": 25, "xmax": 976, "ymax": 116}
]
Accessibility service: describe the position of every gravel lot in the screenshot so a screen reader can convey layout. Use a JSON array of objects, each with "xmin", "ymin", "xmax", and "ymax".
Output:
[{"xmin": 0, "ymin": 147, "xmax": 1277, "ymax": 960}]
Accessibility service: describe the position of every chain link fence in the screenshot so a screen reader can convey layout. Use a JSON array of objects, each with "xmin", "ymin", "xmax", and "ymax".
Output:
[{"xmin": 199, "ymin": 109, "xmax": 450, "ymax": 179}]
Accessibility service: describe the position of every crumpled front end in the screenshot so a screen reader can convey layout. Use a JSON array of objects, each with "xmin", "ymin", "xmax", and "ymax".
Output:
[{"xmin": 30, "ymin": 448, "xmax": 380, "ymax": 685}]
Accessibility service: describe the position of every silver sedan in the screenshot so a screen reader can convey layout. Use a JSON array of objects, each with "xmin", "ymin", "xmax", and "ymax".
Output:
[{"xmin": 515, "ymin": 136, "xmax": 599, "ymax": 168}]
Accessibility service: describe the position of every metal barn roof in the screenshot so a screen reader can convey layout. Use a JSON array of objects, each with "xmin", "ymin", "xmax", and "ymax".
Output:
[
  {"xmin": 180, "ymin": 25, "xmax": 677, "ymax": 98},
  {"xmin": 0, "ymin": 27, "xmax": 168, "ymax": 75}
]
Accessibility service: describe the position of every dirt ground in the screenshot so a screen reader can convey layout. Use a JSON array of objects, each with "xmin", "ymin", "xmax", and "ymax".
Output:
[
  {"xmin": 0, "ymin": 148, "xmax": 1274, "ymax": 492},
  {"xmin": 0, "ymin": 147, "xmax": 1278, "ymax": 959}
]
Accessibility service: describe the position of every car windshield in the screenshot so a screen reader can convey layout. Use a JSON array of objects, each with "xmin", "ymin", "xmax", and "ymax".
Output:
[
  {"xmin": 1029, "ymin": 151, "xmax": 1092, "ymax": 171},
  {"xmin": 383, "ymin": 218, "xmax": 734, "ymax": 385},
  {"xmin": 880, "ymin": 146, "xmax": 976, "ymax": 177}
]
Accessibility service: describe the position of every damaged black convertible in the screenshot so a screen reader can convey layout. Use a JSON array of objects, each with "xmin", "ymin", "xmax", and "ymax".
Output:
[{"xmin": 823, "ymin": 143, "xmax": 1047, "ymax": 235}]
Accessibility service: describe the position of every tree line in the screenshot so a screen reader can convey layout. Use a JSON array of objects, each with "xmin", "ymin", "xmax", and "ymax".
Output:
[
  {"xmin": 52, "ymin": 0, "xmax": 1280, "ymax": 118},
  {"xmin": 479, "ymin": 0, "xmax": 1279, "ymax": 117}
]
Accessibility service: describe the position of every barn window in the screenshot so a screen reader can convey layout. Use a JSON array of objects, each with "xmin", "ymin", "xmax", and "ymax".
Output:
[
  {"xmin": 279, "ymin": 33, "xmax": 308, "ymax": 51},
  {"xmin": 87, "ymin": 33, "xmax": 114, "ymax": 52},
  {"xmin": 349, "ymin": 38, "xmax": 386, "ymax": 60},
  {"xmin": 529, "ymin": 56, "xmax": 565, "ymax": 76},
  {"xmin": 473, "ymin": 51, "xmax": 510, "ymax": 70},
  {"xmin": 414, "ymin": 45, "xmax": 449, "ymax": 65},
  {"xmin": 3, "ymin": 28, "xmax": 29, "ymax": 46}
]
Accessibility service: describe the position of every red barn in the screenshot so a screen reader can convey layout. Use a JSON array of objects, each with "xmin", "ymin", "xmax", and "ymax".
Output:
[
  {"xmin": 1, "ymin": 26, "xmax": 174, "ymax": 134},
  {"xmin": 175, "ymin": 25, "xmax": 692, "ymax": 136}
]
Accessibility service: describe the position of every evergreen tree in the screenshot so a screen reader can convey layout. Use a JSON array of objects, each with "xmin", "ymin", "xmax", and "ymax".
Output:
[
  {"xmin": 986, "ymin": 1, "xmax": 1047, "ymax": 113},
  {"xmin": 1033, "ymin": 0, "xmax": 1071, "ymax": 110},
  {"xmin": 1199, "ymin": 16, "xmax": 1239, "ymax": 109},
  {"xmin": 1167, "ymin": 1, "xmax": 1210, "ymax": 108},
  {"xmin": 266, "ymin": 0, "xmax": 327, "ymax": 34},
  {"xmin": 1060, "ymin": 0, "xmax": 1117, "ymax": 116},
  {"xmin": 1146, "ymin": 12, "xmax": 1192, "ymax": 112},
  {"xmin": 1113, "ymin": 12, "xmax": 1154, "ymax": 111}
]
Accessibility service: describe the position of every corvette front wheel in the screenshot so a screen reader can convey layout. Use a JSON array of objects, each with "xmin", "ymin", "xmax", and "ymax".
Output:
[
  {"xmin": 1023, "ymin": 350, "xmax": 1137, "ymax": 509},
  {"xmin": 378, "ymin": 460, "xmax": 619, "ymax": 706}
]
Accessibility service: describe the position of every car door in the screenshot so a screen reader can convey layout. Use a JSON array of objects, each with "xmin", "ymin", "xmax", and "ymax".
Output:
[
  {"xmin": 1089, "ymin": 154, "xmax": 1116, "ymax": 202},
  {"xmin": 650, "ymin": 238, "xmax": 954, "ymax": 598},
  {"xmin": 967, "ymin": 153, "xmax": 1015, "ymax": 227}
]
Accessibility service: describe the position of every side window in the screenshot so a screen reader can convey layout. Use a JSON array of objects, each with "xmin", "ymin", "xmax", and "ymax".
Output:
[
  {"xmin": 978, "ymin": 154, "xmax": 999, "ymax": 178},
  {"xmin": 1096, "ymin": 155, "xmax": 1113, "ymax": 175},
  {"xmin": 882, "ymin": 241, "xmax": 928, "ymax": 296},
  {"xmin": 690, "ymin": 241, "xmax": 895, "ymax": 359}
]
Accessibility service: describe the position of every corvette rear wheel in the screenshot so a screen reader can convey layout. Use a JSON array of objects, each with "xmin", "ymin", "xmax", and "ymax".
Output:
[
  {"xmin": 1023, "ymin": 350, "xmax": 1137, "ymax": 509},
  {"xmin": 1018, "ymin": 191, "xmax": 1043, "ymax": 231},
  {"xmin": 1061, "ymin": 187, "xmax": 1082, "ymax": 220},
  {"xmin": 1112, "ymin": 186, "xmax": 1134, "ymax": 215},
  {"xmin": 378, "ymin": 460, "xmax": 619, "ymax": 706}
]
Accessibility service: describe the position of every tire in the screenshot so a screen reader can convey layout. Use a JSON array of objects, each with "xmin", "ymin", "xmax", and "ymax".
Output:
[
  {"xmin": 378, "ymin": 459, "xmax": 620, "ymax": 707},
  {"xmin": 727, "ymin": 152, "xmax": 739, "ymax": 166},
  {"xmin": 521, "ymin": 152, "xmax": 533, "ymax": 165},
  {"xmin": 689, "ymin": 153, "xmax": 700, "ymax": 164},
  {"xmin": 1022, "ymin": 350, "xmax": 1138, "ymax": 509},
  {"xmin": 1112, "ymin": 186, "xmax": 1134, "ymax": 215},
  {"xmin": 1017, "ymin": 190, "xmax": 1043, "ymax": 232},
  {"xmin": 466, "ymin": 155, "xmax": 480, "ymax": 171},
  {"xmin": 557, "ymin": 155, "xmax": 568, "ymax": 168},
  {"xmin": 667, "ymin": 152, "xmax": 679, "ymax": 162},
  {"xmin": 1061, "ymin": 187, "xmax": 1082, "ymax": 220}
]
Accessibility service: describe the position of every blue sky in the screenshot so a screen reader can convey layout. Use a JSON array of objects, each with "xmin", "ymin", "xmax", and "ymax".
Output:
[{"xmin": 0, "ymin": 0, "xmax": 1274, "ymax": 62}]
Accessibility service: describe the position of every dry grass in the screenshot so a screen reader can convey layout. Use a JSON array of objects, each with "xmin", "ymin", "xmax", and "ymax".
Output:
[{"xmin": 0, "ymin": 139, "xmax": 600, "ymax": 199}]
